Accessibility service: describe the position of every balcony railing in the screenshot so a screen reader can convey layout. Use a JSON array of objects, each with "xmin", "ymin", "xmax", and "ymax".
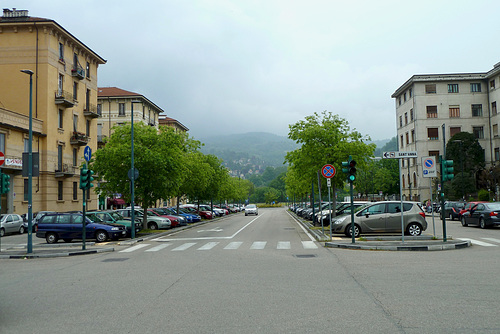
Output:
[
  {"xmin": 70, "ymin": 131, "xmax": 89, "ymax": 146},
  {"xmin": 84, "ymin": 104, "xmax": 100, "ymax": 118},
  {"xmin": 55, "ymin": 90, "xmax": 75, "ymax": 108},
  {"xmin": 55, "ymin": 163, "xmax": 76, "ymax": 177},
  {"xmin": 71, "ymin": 64, "xmax": 85, "ymax": 80}
]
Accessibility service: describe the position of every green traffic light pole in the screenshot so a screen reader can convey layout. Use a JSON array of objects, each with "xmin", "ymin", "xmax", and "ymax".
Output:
[{"xmin": 81, "ymin": 165, "xmax": 87, "ymax": 250}]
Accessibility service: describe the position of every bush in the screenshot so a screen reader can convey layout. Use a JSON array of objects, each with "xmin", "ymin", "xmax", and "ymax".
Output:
[{"xmin": 478, "ymin": 189, "xmax": 490, "ymax": 201}]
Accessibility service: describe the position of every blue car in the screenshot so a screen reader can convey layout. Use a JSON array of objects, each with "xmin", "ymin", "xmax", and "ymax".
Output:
[
  {"xmin": 167, "ymin": 207, "xmax": 201, "ymax": 223},
  {"xmin": 36, "ymin": 212, "xmax": 126, "ymax": 244}
]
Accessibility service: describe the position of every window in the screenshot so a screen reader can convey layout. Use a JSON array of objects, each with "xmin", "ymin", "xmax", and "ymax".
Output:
[
  {"xmin": 411, "ymin": 129, "xmax": 415, "ymax": 142},
  {"xmin": 490, "ymin": 80, "xmax": 496, "ymax": 90},
  {"xmin": 58, "ymin": 109, "xmax": 63, "ymax": 128},
  {"xmin": 399, "ymin": 115, "xmax": 403, "ymax": 127},
  {"xmin": 429, "ymin": 150, "xmax": 440, "ymax": 158},
  {"xmin": 0, "ymin": 133, "xmax": 5, "ymax": 155},
  {"xmin": 362, "ymin": 203, "xmax": 386, "ymax": 216},
  {"xmin": 425, "ymin": 84, "xmax": 436, "ymax": 94},
  {"xmin": 73, "ymin": 182, "xmax": 78, "ymax": 200},
  {"xmin": 409, "ymin": 88, "xmax": 412, "ymax": 98},
  {"xmin": 471, "ymin": 104, "xmax": 482, "ymax": 117},
  {"xmin": 404, "ymin": 92, "xmax": 407, "ymax": 102},
  {"xmin": 473, "ymin": 126, "xmax": 484, "ymax": 139},
  {"xmin": 410, "ymin": 109, "xmax": 414, "ymax": 121},
  {"xmin": 143, "ymin": 106, "xmax": 146, "ymax": 120},
  {"xmin": 398, "ymin": 96, "xmax": 401, "ymax": 106},
  {"xmin": 57, "ymin": 145, "xmax": 63, "ymax": 171},
  {"xmin": 406, "ymin": 132, "xmax": 409, "ymax": 145},
  {"xmin": 97, "ymin": 104, "xmax": 102, "ymax": 116},
  {"xmin": 73, "ymin": 81, "xmax": 78, "ymax": 100},
  {"xmin": 448, "ymin": 84, "xmax": 459, "ymax": 93},
  {"xmin": 427, "ymin": 128, "xmax": 439, "ymax": 140},
  {"xmin": 449, "ymin": 106, "xmax": 460, "ymax": 118},
  {"xmin": 450, "ymin": 127, "xmax": 461, "ymax": 137},
  {"xmin": 85, "ymin": 89, "xmax": 90, "ymax": 111},
  {"xmin": 404, "ymin": 113, "xmax": 408, "ymax": 125},
  {"xmin": 86, "ymin": 120, "xmax": 90, "ymax": 137},
  {"xmin": 58, "ymin": 74, "xmax": 63, "ymax": 95},
  {"xmin": 495, "ymin": 148, "xmax": 500, "ymax": 162},
  {"xmin": 413, "ymin": 173, "xmax": 417, "ymax": 188},
  {"xmin": 73, "ymin": 114, "xmax": 78, "ymax": 132},
  {"xmin": 119, "ymin": 103, "xmax": 125, "ymax": 116},
  {"xmin": 58, "ymin": 181, "xmax": 63, "ymax": 201},
  {"xmin": 73, "ymin": 148, "xmax": 77, "ymax": 166},
  {"xmin": 73, "ymin": 53, "xmax": 78, "ymax": 67},
  {"xmin": 86, "ymin": 62, "xmax": 90, "ymax": 79},
  {"xmin": 492, "ymin": 101, "xmax": 497, "ymax": 115},
  {"xmin": 400, "ymin": 135, "xmax": 404, "ymax": 148},
  {"xmin": 426, "ymin": 106, "xmax": 437, "ymax": 118},
  {"xmin": 471, "ymin": 83, "xmax": 481, "ymax": 92},
  {"xmin": 493, "ymin": 124, "xmax": 499, "ymax": 137},
  {"xmin": 59, "ymin": 43, "xmax": 64, "ymax": 61}
]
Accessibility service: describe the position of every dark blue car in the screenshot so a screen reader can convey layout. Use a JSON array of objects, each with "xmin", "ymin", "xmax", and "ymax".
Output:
[{"xmin": 36, "ymin": 213, "xmax": 126, "ymax": 244}]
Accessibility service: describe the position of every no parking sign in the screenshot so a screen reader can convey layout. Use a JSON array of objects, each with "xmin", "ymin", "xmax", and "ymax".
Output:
[{"xmin": 422, "ymin": 156, "xmax": 437, "ymax": 178}]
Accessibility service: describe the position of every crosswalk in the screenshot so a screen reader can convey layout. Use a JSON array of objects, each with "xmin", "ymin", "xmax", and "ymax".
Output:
[
  {"xmin": 457, "ymin": 237, "xmax": 500, "ymax": 247},
  {"xmin": 119, "ymin": 240, "xmax": 318, "ymax": 253}
]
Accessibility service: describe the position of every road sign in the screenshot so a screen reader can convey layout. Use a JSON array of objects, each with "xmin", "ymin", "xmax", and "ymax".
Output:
[
  {"xmin": 0, "ymin": 151, "xmax": 4, "ymax": 166},
  {"xmin": 321, "ymin": 164, "xmax": 336, "ymax": 178},
  {"xmin": 84, "ymin": 146, "xmax": 92, "ymax": 162},
  {"xmin": 422, "ymin": 156, "xmax": 437, "ymax": 178},
  {"xmin": 327, "ymin": 178, "xmax": 331, "ymax": 187},
  {"xmin": 128, "ymin": 168, "xmax": 139, "ymax": 181},
  {"xmin": 383, "ymin": 151, "xmax": 418, "ymax": 159}
]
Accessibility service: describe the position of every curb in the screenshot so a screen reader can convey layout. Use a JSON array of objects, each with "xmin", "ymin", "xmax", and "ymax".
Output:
[{"xmin": 0, "ymin": 247, "xmax": 114, "ymax": 259}]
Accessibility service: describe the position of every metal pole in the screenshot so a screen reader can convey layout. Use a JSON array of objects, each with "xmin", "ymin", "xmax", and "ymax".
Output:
[
  {"xmin": 82, "ymin": 166, "xmax": 86, "ymax": 250},
  {"xmin": 441, "ymin": 124, "xmax": 447, "ymax": 242},
  {"xmin": 400, "ymin": 158, "xmax": 404, "ymax": 243},
  {"xmin": 131, "ymin": 102, "xmax": 135, "ymax": 239},
  {"xmin": 430, "ymin": 178, "xmax": 435, "ymax": 237},
  {"xmin": 328, "ymin": 182, "xmax": 332, "ymax": 240},
  {"xmin": 350, "ymin": 180, "xmax": 355, "ymax": 244},
  {"xmin": 317, "ymin": 170, "xmax": 323, "ymax": 234}
]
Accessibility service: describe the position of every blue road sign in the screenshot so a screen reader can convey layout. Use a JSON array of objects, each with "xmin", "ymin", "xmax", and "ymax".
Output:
[{"xmin": 84, "ymin": 146, "xmax": 92, "ymax": 162}]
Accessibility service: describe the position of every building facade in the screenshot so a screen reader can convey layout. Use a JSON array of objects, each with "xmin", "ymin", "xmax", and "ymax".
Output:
[
  {"xmin": 0, "ymin": 8, "xmax": 106, "ymax": 214},
  {"xmin": 158, "ymin": 117, "xmax": 189, "ymax": 133},
  {"xmin": 392, "ymin": 62, "xmax": 500, "ymax": 202}
]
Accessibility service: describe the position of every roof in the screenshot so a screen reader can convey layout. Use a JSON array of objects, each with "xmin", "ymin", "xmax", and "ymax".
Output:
[
  {"xmin": 97, "ymin": 87, "xmax": 165, "ymax": 114},
  {"xmin": 159, "ymin": 117, "xmax": 189, "ymax": 132}
]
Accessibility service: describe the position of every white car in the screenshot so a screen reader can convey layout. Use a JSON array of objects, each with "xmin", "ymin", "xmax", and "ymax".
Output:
[{"xmin": 245, "ymin": 204, "xmax": 258, "ymax": 216}]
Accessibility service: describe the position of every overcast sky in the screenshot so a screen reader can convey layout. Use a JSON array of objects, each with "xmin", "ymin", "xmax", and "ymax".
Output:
[{"xmin": 6, "ymin": 0, "xmax": 500, "ymax": 141}]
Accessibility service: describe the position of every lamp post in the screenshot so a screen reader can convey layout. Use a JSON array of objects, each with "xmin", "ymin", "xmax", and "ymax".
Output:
[
  {"xmin": 21, "ymin": 69, "xmax": 34, "ymax": 254},
  {"xmin": 130, "ymin": 100, "xmax": 141, "ymax": 239}
]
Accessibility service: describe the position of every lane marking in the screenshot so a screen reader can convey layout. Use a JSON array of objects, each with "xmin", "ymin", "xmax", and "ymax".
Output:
[
  {"xmin": 119, "ymin": 244, "xmax": 150, "ymax": 253},
  {"xmin": 172, "ymin": 242, "xmax": 196, "ymax": 251},
  {"xmin": 145, "ymin": 244, "xmax": 170, "ymax": 252},
  {"xmin": 286, "ymin": 211, "xmax": 316, "ymax": 242},
  {"xmin": 224, "ymin": 241, "xmax": 243, "ymax": 250},
  {"xmin": 481, "ymin": 237, "xmax": 500, "ymax": 244},
  {"xmin": 302, "ymin": 241, "xmax": 318, "ymax": 249},
  {"xmin": 457, "ymin": 238, "xmax": 497, "ymax": 247},
  {"xmin": 250, "ymin": 241, "xmax": 267, "ymax": 250},
  {"xmin": 277, "ymin": 241, "xmax": 291, "ymax": 250},
  {"xmin": 197, "ymin": 242, "xmax": 220, "ymax": 250}
]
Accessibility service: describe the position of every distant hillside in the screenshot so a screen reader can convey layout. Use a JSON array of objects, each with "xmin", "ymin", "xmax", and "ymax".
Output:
[{"xmin": 199, "ymin": 132, "xmax": 298, "ymax": 176}]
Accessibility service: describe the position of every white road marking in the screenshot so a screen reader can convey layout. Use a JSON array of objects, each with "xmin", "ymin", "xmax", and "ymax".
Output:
[
  {"xmin": 172, "ymin": 242, "xmax": 196, "ymax": 251},
  {"xmin": 286, "ymin": 211, "xmax": 316, "ymax": 241},
  {"xmin": 145, "ymin": 244, "xmax": 170, "ymax": 252},
  {"xmin": 457, "ymin": 238, "xmax": 497, "ymax": 247},
  {"xmin": 250, "ymin": 241, "xmax": 267, "ymax": 249},
  {"xmin": 277, "ymin": 241, "xmax": 291, "ymax": 249},
  {"xmin": 119, "ymin": 244, "xmax": 150, "ymax": 252},
  {"xmin": 224, "ymin": 241, "xmax": 243, "ymax": 250},
  {"xmin": 301, "ymin": 241, "xmax": 318, "ymax": 249},
  {"xmin": 197, "ymin": 242, "xmax": 220, "ymax": 250},
  {"xmin": 481, "ymin": 237, "xmax": 500, "ymax": 244}
]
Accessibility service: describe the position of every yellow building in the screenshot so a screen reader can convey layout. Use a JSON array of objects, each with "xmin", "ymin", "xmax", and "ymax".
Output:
[
  {"xmin": 158, "ymin": 117, "xmax": 189, "ymax": 133},
  {"xmin": 0, "ymin": 8, "xmax": 106, "ymax": 214}
]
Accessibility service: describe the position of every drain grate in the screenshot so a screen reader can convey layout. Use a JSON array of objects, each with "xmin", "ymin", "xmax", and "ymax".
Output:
[
  {"xmin": 102, "ymin": 258, "xmax": 129, "ymax": 262},
  {"xmin": 294, "ymin": 254, "xmax": 317, "ymax": 258}
]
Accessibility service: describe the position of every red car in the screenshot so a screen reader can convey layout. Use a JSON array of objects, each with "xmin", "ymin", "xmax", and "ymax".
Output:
[
  {"xmin": 147, "ymin": 209, "xmax": 179, "ymax": 227},
  {"xmin": 459, "ymin": 201, "xmax": 488, "ymax": 218},
  {"xmin": 181, "ymin": 205, "xmax": 213, "ymax": 219}
]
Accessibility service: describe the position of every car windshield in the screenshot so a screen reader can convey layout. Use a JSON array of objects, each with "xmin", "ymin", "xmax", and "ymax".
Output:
[
  {"xmin": 246, "ymin": 205, "xmax": 256, "ymax": 208},
  {"xmin": 109, "ymin": 212, "xmax": 123, "ymax": 220},
  {"xmin": 86, "ymin": 213, "xmax": 104, "ymax": 223}
]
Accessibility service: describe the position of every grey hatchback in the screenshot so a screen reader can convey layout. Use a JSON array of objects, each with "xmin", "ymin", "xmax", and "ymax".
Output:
[{"xmin": 331, "ymin": 201, "xmax": 427, "ymax": 238}]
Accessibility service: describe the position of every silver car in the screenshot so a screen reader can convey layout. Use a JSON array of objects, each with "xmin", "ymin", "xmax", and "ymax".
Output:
[
  {"xmin": 331, "ymin": 201, "xmax": 427, "ymax": 238},
  {"xmin": 0, "ymin": 214, "xmax": 25, "ymax": 236},
  {"xmin": 245, "ymin": 204, "xmax": 258, "ymax": 216}
]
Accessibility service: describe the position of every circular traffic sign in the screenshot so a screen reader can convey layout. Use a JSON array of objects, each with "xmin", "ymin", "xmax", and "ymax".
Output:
[
  {"xmin": 424, "ymin": 158, "xmax": 434, "ymax": 168},
  {"xmin": 84, "ymin": 146, "xmax": 92, "ymax": 162},
  {"xmin": 0, "ymin": 151, "xmax": 4, "ymax": 166},
  {"xmin": 321, "ymin": 164, "xmax": 336, "ymax": 178}
]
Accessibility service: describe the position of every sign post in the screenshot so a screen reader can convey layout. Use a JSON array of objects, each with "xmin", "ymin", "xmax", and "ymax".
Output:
[
  {"xmin": 422, "ymin": 156, "xmax": 437, "ymax": 237},
  {"xmin": 81, "ymin": 146, "xmax": 92, "ymax": 250},
  {"xmin": 321, "ymin": 164, "xmax": 336, "ymax": 240},
  {"xmin": 383, "ymin": 151, "xmax": 418, "ymax": 243}
]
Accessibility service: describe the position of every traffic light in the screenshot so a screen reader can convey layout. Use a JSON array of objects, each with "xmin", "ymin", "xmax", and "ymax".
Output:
[
  {"xmin": 0, "ymin": 172, "xmax": 11, "ymax": 194},
  {"xmin": 341, "ymin": 156, "xmax": 357, "ymax": 182},
  {"xmin": 442, "ymin": 159, "xmax": 454, "ymax": 182},
  {"xmin": 80, "ymin": 167, "xmax": 95, "ymax": 190}
]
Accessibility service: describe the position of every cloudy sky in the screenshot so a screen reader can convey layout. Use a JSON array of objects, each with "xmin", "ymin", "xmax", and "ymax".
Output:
[{"xmin": 6, "ymin": 0, "xmax": 500, "ymax": 141}]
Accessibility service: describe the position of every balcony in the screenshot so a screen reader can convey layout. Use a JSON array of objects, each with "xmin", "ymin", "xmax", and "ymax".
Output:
[
  {"xmin": 84, "ymin": 104, "xmax": 100, "ymax": 118},
  {"xmin": 55, "ymin": 90, "xmax": 75, "ymax": 108},
  {"xmin": 71, "ymin": 64, "xmax": 85, "ymax": 80},
  {"xmin": 70, "ymin": 131, "xmax": 89, "ymax": 146},
  {"xmin": 55, "ymin": 163, "xmax": 76, "ymax": 178}
]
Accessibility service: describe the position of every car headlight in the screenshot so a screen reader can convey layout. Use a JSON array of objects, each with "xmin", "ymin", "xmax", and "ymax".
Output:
[
  {"xmin": 334, "ymin": 216, "xmax": 348, "ymax": 224},
  {"xmin": 111, "ymin": 227, "xmax": 120, "ymax": 231}
]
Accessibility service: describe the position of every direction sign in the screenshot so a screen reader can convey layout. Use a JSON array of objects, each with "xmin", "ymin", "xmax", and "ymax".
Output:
[
  {"xmin": 383, "ymin": 151, "xmax": 418, "ymax": 159},
  {"xmin": 0, "ymin": 151, "xmax": 4, "ymax": 166},
  {"xmin": 84, "ymin": 146, "xmax": 92, "ymax": 162},
  {"xmin": 422, "ymin": 156, "xmax": 437, "ymax": 178},
  {"xmin": 321, "ymin": 164, "xmax": 336, "ymax": 178}
]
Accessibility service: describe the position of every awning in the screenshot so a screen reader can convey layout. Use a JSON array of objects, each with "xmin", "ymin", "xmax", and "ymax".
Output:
[{"xmin": 108, "ymin": 198, "xmax": 126, "ymax": 205}]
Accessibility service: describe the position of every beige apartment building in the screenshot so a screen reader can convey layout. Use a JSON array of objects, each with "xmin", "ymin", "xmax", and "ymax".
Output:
[
  {"xmin": 0, "ymin": 8, "xmax": 106, "ymax": 214},
  {"xmin": 392, "ymin": 62, "xmax": 500, "ymax": 202}
]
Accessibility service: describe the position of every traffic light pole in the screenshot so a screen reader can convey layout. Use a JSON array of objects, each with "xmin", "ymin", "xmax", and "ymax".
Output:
[{"xmin": 82, "ymin": 163, "xmax": 87, "ymax": 250}]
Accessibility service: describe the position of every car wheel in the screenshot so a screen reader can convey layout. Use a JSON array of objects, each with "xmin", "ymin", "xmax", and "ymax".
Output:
[
  {"xmin": 0, "ymin": 228, "xmax": 5, "ymax": 237},
  {"xmin": 19, "ymin": 225, "xmax": 26, "ymax": 234},
  {"xmin": 449, "ymin": 213, "xmax": 454, "ymax": 221},
  {"xmin": 46, "ymin": 232, "xmax": 58, "ymax": 244},
  {"xmin": 479, "ymin": 218, "xmax": 487, "ymax": 229},
  {"xmin": 148, "ymin": 222, "xmax": 158, "ymax": 230},
  {"xmin": 406, "ymin": 223, "xmax": 422, "ymax": 236},
  {"xmin": 63, "ymin": 239, "xmax": 73, "ymax": 243},
  {"xmin": 345, "ymin": 224, "xmax": 361, "ymax": 238},
  {"xmin": 461, "ymin": 217, "xmax": 468, "ymax": 227},
  {"xmin": 245, "ymin": 213, "xmax": 248, "ymax": 216},
  {"xmin": 95, "ymin": 230, "xmax": 108, "ymax": 242}
]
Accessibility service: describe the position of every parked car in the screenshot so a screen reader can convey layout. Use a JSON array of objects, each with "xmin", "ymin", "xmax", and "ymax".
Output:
[
  {"xmin": 0, "ymin": 213, "xmax": 25, "ymax": 236},
  {"xmin": 167, "ymin": 207, "xmax": 201, "ymax": 223},
  {"xmin": 442, "ymin": 201, "xmax": 466, "ymax": 220},
  {"xmin": 147, "ymin": 209, "xmax": 181, "ymax": 227},
  {"xmin": 29, "ymin": 211, "xmax": 57, "ymax": 232},
  {"xmin": 181, "ymin": 204, "xmax": 213, "ymax": 219},
  {"xmin": 35, "ymin": 212, "xmax": 126, "ymax": 243},
  {"xmin": 317, "ymin": 202, "xmax": 367, "ymax": 225},
  {"xmin": 459, "ymin": 201, "xmax": 488, "ymax": 217},
  {"xmin": 115, "ymin": 208, "xmax": 171, "ymax": 230},
  {"xmin": 460, "ymin": 202, "xmax": 500, "ymax": 228},
  {"xmin": 331, "ymin": 201, "xmax": 427, "ymax": 238},
  {"xmin": 87, "ymin": 210, "xmax": 142, "ymax": 236},
  {"xmin": 245, "ymin": 204, "xmax": 258, "ymax": 216}
]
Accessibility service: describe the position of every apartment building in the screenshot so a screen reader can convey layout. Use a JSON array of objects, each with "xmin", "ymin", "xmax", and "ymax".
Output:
[
  {"xmin": 392, "ymin": 62, "xmax": 500, "ymax": 202},
  {"xmin": 0, "ymin": 8, "xmax": 106, "ymax": 214},
  {"xmin": 158, "ymin": 117, "xmax": 189, "ymax": 133}
]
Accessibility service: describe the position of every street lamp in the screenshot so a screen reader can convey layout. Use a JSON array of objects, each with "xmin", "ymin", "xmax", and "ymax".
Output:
[
  {"xmin": 130, "ymin": 100, "xmax": 141, "ymax": 239},
  {"xmin": 21, "ymin": 69, "xmax": 34, "ymax": 254}
]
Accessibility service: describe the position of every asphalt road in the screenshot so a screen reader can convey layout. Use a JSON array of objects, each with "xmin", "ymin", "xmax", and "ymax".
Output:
[{"xmin": 1, "ymin": 208, "xmax": 500, "ymax": 333}]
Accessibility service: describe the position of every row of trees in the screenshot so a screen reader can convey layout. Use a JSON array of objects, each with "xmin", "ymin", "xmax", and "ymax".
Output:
[{"xmin": 91, "ymin": 123, "xmax": 253, "ymax": 225}]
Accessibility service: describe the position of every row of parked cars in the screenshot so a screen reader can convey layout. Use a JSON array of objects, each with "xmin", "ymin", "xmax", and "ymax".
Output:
[{"xmin": 291, "ymin": 200, "xmax": 428, "ymax": 238}]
